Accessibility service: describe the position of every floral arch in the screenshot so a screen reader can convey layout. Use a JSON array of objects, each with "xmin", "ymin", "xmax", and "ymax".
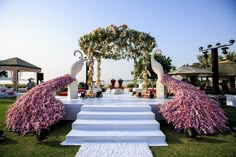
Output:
[{"xmin": 79, "ymin": 24, "xmax": 156, "ymax": 91}]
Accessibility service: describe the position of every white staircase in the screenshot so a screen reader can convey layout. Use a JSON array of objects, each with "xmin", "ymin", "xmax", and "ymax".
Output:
[{"xmin": 61, "ymin": 104, "xmax": 167, "ymax": 146}]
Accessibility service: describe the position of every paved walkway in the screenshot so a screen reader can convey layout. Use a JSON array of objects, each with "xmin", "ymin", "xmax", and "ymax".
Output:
[{"xmin": 75, "ymin": 142, "xmax": 153, "ymax": 157}]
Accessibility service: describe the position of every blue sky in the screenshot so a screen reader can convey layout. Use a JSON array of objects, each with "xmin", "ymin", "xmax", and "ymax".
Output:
[{"xmin": 0, "ymin": 0, "xmax": 236, "ymax": 83}]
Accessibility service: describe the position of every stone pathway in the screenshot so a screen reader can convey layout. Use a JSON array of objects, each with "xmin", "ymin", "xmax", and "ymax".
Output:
[{"xmin": 75, "ymin": 142, "xmax": 153, "ymax": 157}]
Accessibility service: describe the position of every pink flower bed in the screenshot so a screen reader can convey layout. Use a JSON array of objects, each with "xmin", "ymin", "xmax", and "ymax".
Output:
[
  {"xmin": 6, "ymin": 74, "xmax": 75, "ymax": 135},
  {"xmin": 1, "ymin": 89, "xmax": 6, "ymax": 92},
  {"xmin": 160, "ymin": 74, "xmax": 228, "ymax": 134}
]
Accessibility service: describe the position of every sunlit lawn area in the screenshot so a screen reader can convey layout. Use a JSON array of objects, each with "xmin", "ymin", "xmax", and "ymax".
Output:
[{"xmin": 0, "ymin": 97, "xmax": 236, "ymax": 157}]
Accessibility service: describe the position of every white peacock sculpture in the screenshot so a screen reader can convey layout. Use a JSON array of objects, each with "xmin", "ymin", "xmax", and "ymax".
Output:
[
  {"xmin": 151, "ymin": 48, "xmax": 228, "ymax": 134},
  {"xmin": 6, "ymin": 51, "xmax": 84, "ymax": 135}
]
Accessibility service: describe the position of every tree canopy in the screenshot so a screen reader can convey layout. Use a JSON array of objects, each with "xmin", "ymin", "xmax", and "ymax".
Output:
[
  {"xmin": 219, "ymin": 51, "xmax": 236, "ymax": 62},
  {"xmin": 196, "ymin": 51, "xmax": 236, "ymax": 69},
  {"xmin": 136, "ymin": 53, "xmax": 176, "ymax": 81},
  {"xmin": 196, "ymin": 54, "xmax": 211, "ymax": 68}
]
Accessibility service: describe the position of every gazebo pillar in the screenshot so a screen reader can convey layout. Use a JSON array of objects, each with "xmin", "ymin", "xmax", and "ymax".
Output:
[
  {"xmin": 229, "ymin": 77, "xmax": 235, "ymax": 89},
  {"xmin": 12, "ymin": 70, "xmax": 18, "ymax": 91}
]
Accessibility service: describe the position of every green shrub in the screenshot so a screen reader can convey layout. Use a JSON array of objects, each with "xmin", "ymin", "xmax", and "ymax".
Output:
[
  {"xmin": 59, "ymin": 87, "xmax": 67, "ymax": 92},
  {"xmin": 127, "ymin": 83, "xmax": 134, "ymax": 88},
  {"xmin": 1, "ymin": 84, "xmax": 27, "ymax": 88},
  {"xmin": 18, "ymin": 84, "xmax": 27, "ymax": 88},
  {"xmin": 78, "ymin": 82, "xmax": 88, "ymax": 89}
]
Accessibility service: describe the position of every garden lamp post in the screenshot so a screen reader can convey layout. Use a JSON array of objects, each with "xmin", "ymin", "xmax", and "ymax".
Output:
[{"xmin": 199, "ymin": 39, "xmax": 235, "ymax": 94}]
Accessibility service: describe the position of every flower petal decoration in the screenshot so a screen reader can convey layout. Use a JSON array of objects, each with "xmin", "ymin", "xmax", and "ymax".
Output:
[
  {"xmin": 79, "ymin": 24, "xmax": 157, "ymax": 90},
  {"xmin": 6, "ymin": 74, "xmax": 75, "ymax": 135},
  {"xmin": 160, "ymin": 74, "xmax": 228, "ymax": 134},
  {"xmin": 79, "ymin": 24, "xmax": 156, "ymax": 60}
]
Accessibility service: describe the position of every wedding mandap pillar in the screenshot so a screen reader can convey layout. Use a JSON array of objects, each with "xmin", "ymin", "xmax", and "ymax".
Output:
[
  {"xmin": 87, "ymin": 53, "xmax": 94, "ymax": 91},
  {"xmin": 96, "ymin": 57, "xmax": 101, "ymax": 87},
  {"xmin": 133, "ymin": 57, "xmax": 138, "ymax": 88},
  {"xmin": 142, "ymin": 49, "xmax": 149, "ymax": 92}
]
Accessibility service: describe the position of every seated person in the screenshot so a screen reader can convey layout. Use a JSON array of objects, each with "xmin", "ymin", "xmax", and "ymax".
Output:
[
  {"xmin": 96, "ymin": 91, "xmax": 103, "ymax": 97},
  {"xmin": 26, "ymin": 79, "xmax": 35, "ymax": 90},
  {"xmin": 80, "ymin": 91, "xmax": 87, "ymax": 98}
]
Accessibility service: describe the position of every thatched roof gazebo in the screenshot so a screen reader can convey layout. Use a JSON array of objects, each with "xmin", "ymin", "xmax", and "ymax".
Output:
[
  {"xmin": 218, "ymin": 60, "xmax": 236, "ymax": 77},
  {"xmin": 218, "ymin": 60, "xmax": 236, "ymax": 89},
  {"xmin": 203, "ymin": 60, "xmax": 236, "ymax": 89},
  {"xmin": 0, "ymin": 57, "xmax": 41, "ymax": 91},
  {"xmin": 168, "ymin": 66, "xmax": 212, "ymax": 76}
]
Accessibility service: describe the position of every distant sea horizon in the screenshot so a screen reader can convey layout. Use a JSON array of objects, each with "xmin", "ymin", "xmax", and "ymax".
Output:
[{"xmin": 0, "ymin": 78, "xmax": 140, "ymax": 86}]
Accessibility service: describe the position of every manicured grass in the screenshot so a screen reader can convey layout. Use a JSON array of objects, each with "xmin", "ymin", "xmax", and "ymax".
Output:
[
  {"xmin": 151, "ymin": 105, "xmax": 236, "ymax": 157},
  {"xmin": 0, "ymin": 97, "xmax": 236, "ymax": 157},
  {"xmin": 0, "ymin": 97, "xmax": 78, "ymax": 157}
]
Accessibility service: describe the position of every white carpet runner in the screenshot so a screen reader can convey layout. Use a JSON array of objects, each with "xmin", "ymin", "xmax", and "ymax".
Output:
[{"xmin": 75, "ymin": 142, "xmax": 153, "ymax": 157}]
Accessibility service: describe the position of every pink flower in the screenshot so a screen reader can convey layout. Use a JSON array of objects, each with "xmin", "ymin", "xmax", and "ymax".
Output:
[
  {"xmin": 6, "ymin": 74, "xmax": 74, "ymax": 135},
  {"xmin": 159, "ymin": 74, "xmax": 228, "ymax": 134}
]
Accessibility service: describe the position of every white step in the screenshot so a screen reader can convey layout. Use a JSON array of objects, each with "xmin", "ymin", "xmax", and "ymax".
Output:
[
  {"xmin": 72, "ymin": 119, "xmax": 160, "ymax": 130},
  {"xmin": 77, "ymin": 111, "xmax": 155, "ymax": 120},
  {"xmin": 62, "ymin": 104, "xmax": 167, "ymax": 146},
  {"xmin": 61, "ymin": 129, "xmax": 167, "ymax": 146},
  {"xmin": 81, "ymin": 104, "xmax": 151, "ymax": 112}
]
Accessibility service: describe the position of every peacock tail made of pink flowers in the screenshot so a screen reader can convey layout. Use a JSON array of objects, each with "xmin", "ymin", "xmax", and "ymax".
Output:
[
  {"xmin": 6, "ymin": 74, "xmax": 75, "ymax": 135},
  {"xmin": 160, "ymin": 74, "xmax": 228, "ymax": 134}
]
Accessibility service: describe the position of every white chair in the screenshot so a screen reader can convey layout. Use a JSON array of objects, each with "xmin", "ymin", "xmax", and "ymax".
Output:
[
  {"xmin": 0, "ymin": 87, "xmax": 7, "ymax": 98},
  {"xmin": 225, "ymin": 94, "xmax": 236, "ymax": 107}
]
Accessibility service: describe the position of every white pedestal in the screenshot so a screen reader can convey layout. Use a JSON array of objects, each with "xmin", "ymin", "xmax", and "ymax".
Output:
[
  {"xmin": 139, "ymin": 83, "xmax": 143, "ymax": 89},
  {"xmin": 156, "ymin": 81, "xmax": 167, "ymax": 99},
  {"xmin": 68, "ymin": 80, "xmax": 78, "ymax": 99},
  {"xmin": 112, "ymin": 89, "xmax": 124, "ymax": 94}
]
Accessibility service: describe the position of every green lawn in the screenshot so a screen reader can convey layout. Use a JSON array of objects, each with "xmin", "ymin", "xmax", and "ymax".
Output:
[
  {"xmin": 0, "ymin": 97, "xmax": 78, "ymax": 157},
  {"xmin": 0, "ymin": 97, "xmax": 236, "ymax": 157}
]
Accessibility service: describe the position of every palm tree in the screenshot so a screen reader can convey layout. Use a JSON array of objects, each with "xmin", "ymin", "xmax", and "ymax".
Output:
[
  {"xmin": 197, "ymin": 54, "xmax": 211, "ymax": 68},
  {"xmin": 219, "ymin": 51, "xmax": 236, "ymax": 62},
  {"xmin": 191, "ymin": 62, "xmax": 202, "ymax": 68}
]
